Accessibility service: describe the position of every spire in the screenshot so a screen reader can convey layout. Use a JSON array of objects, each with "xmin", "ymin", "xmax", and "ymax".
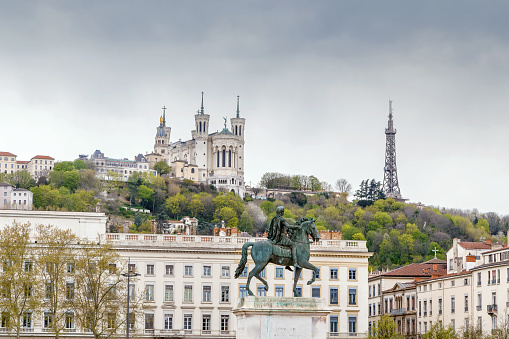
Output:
[
  {"xmin": 236, "ymin": 95, "xmax": 240, "ymax": 118},
  {"xmin": 200, "ymin": 92, "xmax": 204, "ymax": 115},
  {"xmin": 162, "ymin": 106, "xmax": 167, "ymax": 126},
  {"xmin": 387, "ymin": 100, "xmax": 394, "ymax": 132}
]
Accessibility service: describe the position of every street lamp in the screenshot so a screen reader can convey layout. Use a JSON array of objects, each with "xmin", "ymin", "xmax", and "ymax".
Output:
[{"xmin": 122, "ymin": 258, "xmax": 140, "ymax": 339}]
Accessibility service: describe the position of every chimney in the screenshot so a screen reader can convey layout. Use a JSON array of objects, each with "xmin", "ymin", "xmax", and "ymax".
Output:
[
  {"xmin": 415, "ymin": 277, "xmax": 421, "ymax": 282},
  {"xmin": 431, "ymin": 274, "xmax": 439, "ymax": 279},
  {"xmin": 433, "ymin": 263, "xmax": 438, "ymax": 271},
  {"xmin": 486, "ymin": 239, "xmax": 492, "ymax": 245}
]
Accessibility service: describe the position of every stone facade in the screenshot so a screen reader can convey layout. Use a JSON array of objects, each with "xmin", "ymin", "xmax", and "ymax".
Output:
[
  {"xmin": 152, "ymin": 94, "xmax": 246, "ymax": 197},
  {"xmin": 89, "ymin": 150, "xmax": 157, "ymax": 181}
]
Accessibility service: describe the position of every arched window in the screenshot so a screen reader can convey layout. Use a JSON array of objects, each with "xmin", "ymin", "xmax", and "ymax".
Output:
[
  {"xmin": 228, "ymin": 150, "xmax": 232, "ymax": 167},
  {"xmin": 235, "ymin": 126, "xmax": 238, "ymax": 135},
  {"xmin": 239, "ymin": 126, "xmax": 242, "ymax": 136},
  {"xmin": 222, "ymin": 149, "xmax": 226, "ymax": 167},
  {"xmin": 199, "ymin": 121, "xmax": 202, "ymax": 132},
  {"xmin": 217, "ymin": 151, "xmax": 220, "ymax": 168},
  {"xmin": 204, "ymin": 122, "xmax": 206, "ymax": 132}
]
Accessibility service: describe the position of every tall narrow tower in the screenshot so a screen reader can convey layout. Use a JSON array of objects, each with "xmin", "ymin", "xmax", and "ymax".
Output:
[{"xmin": 382, "ymin": 100, "xmax": 402, "ymax": 199}]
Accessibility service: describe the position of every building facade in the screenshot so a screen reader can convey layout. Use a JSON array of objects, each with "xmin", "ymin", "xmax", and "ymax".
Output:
[
  {"xmin": 89, "ymin": 150, "xmax": 157, "ymax": 181},
  {"xmin": 0, "ymin": 152, "xmax": 53, "ymax": 179},
  {"xmin": 152, "ymin": 94, "xmax": 246, "ymax": 196}
]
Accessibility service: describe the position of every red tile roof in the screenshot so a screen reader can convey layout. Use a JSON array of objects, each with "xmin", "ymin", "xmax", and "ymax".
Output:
[
  {"xmin": 0, "ymin": 151, "xmax": 16, "ymax": 157},
  {"xmin": 32, "ymin": 155, "xmax": 55, "ymax": 160},
  {"xmin": 458, "ymin": 242, "xmax": 492, "ymax": 250},
  {"xmin": 16, "ymin": 160, "xmax": 28, "ymax": 164},
  {"xmin": 369, "ymin": 260, "xmax": 447, "ymax": 280}
]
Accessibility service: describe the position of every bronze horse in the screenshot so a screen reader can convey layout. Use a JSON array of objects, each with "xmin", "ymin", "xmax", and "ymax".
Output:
[{"xmin": 234, "ymin": 218, "xmax": 320, "ymax": 297}]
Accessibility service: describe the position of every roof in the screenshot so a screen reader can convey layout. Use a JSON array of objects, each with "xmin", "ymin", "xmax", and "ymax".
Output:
[
  {"xmin": 217, "ymin": 128, "xmax": 233, "ymax": 135},
  {"xmin": 458, "ymin": 242, "xmax": 492, "ymax": 250},
  {"xmin": 0, "ymin": 182, "xmax": 13, "ymax": 187},
  {"xmin": 422, "ymin": 258, "xmax": 447, "ymax": 264},
  {"xmin": 13, "ymin": 188, "xmax": 30, "ymax": 192},
  {"xmin": 32, "ymin": 155, "xmax": 55, "ymax": 160},
  {"xmin": 479, "ymin": 246, "xmax": 508, "ymax": 254},
  {"xmin": 415, "ymin": 269, "xmax": 471, "ymax": 283},
  {"xmin": 0, "ymin": 152, "xmax": 16, "ymax": 157},
  {"xmin": 91, "ymin": 150, "xmax": 104, "ymax": 159},
  {"xmin": 16, "ymin": 160, "xmax": 29, "ymax": 164},
  {"xmin": 369, "ymin": 261, "xmax": 447, "ymax": 280}
]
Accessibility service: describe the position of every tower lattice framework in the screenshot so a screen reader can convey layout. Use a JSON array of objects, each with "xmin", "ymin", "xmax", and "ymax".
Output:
[{"xmin": 382, "ymin": 100, "xmax": 402, "ymax": 199}]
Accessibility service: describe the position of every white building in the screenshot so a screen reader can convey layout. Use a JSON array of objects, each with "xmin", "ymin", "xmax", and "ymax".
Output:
[
  {"xmin": 89, "ymin": 150, "xmax": 157, "ymax": 181},
  {"xmin": 446, "ymin": 238, "xmax": 498, "ymax": 274},
  {"xmin": 0, "ymin": 183, "xmax": 33, "ymax": 210},
  {"xmin": 0, "ymin": 152, "xmax": 54, "ymax": 179},
  {"xmin": 153, "ymin": 94, "xmax": 246, "ymax": 196}
]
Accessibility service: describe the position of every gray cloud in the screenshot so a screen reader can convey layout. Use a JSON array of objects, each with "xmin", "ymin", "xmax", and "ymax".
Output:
[{"xmin": 2, "ymin": 1, "xmax": 509, "ymax": 214}]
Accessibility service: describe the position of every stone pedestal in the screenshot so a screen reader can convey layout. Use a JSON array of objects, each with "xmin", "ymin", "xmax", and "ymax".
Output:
[{"xmin": 233, "ymin": 296, "xmax": 332, "ymax": 339}]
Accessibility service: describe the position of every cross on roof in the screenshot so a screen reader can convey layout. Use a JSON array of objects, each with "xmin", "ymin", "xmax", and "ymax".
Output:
[
  {"xmin": 432, "ymin": 247, "xmax": 439, "ymax": 259},
  {"xmin": 162, "ymin": 106, "xmax": 167, "ymax": 113}
]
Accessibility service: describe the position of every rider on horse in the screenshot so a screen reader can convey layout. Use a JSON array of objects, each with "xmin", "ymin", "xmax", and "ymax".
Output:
[{"xmin": 266, "ymin": 206, "xmax": 302, "ymax": 269}]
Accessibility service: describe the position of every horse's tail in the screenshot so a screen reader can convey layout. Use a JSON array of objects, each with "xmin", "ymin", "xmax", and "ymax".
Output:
[{"xmin": 234, "ymin": 242, "xmax": 255, "ymax": 278}]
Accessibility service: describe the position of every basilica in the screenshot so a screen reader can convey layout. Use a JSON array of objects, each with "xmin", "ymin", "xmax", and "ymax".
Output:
[{"xmin": 150, "ymin": 93, "xmax": 246, "ymax": 197}]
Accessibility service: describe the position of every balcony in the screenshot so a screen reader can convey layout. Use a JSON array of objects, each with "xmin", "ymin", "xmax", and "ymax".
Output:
[
  {"xmin": 476, "ymin": 305, "xmax": 482, "ymax": 311},
  {"xmin": 423, "ymin": 312, "xmax": 427, "ymax": 317},
  {"xmin": 391, "ymin": 308, "xmax": 406, "ymax": 315},
  {"xmin": 327, "ymin": 333, "xmax": 358, "ymax": 338},
  {"xmin": 487, "ymin": 304, "xmax": 498, "ymax": 314}
]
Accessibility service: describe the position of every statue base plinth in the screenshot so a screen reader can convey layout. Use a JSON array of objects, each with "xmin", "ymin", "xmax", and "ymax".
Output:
[{"xmin": 233, "ymin": 296, "xmax": 332, "ymax": 339}]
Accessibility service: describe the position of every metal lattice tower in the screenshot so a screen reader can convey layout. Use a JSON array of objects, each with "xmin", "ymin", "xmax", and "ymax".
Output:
[{"xmin": 383, "ymin": 100, "xmax": 402, "ymax": 199}]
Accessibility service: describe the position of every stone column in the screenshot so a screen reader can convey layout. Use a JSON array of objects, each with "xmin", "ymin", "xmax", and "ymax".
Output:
[{"xmin": 233, "ymin": 296, "xmax": 332, "ymax": 339}]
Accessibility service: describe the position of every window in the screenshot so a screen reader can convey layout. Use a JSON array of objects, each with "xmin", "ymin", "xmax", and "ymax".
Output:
[
  {"xmin": 67, "ymin": 262, "xmax": 75, "ymax": 274},
  {"xmin": 240, "ymin": 266, "xmax": 248, "ymax": 277},
  {"xmin": 202, "ymin": 314, "xmax": 211, "ymax": 331},
  {"xmin": 203, "ymin": 265, "xmax": 211, "ymax": 277},
  {"xmin": 43, "ymin": 312, "xmax": 53, "ymax": 329},
  {"xmin": 222, "ymin": 266, "xmax": 230, "ymax": 277},
  {"xmin": 107, "ymin": 313, "xmax": 116, "ymax": 329},
  {"xmin": 184, "ymin": 314, "xmax": 192, "ymax": 330},
  {"xmin": 22, "ymin": 312, "xmax": 32, "ymax": 328},
  {"xmin": 464, "ymin": 295, "xmax": 469, "ymax": 312},
  {"xmin": 348, "ymin": 316, "xmax": 357, "ymax": 333},
  {"xmin": 348, "ymin": 268, "xmax": 357, "ymax": 280},
  {"xmin": 451, "ymin": 296, "xmax": 455, "ymax": 313},
  {"xmin": 330, "ymin": 268, "xmax": 338, "ymax": 280},
  {"xmin": 203, "ymin": 286, "xmax": 211, "ymax": 302},
  {"xmin": 64, "ymin": 312, "xmax": 74, "ymax": 329},
  {"xmin": 221, "ymin": 315, "xmax": 229, "ymax": 331},
  {"xmin": 330, "ymin": 287, "xmax": 338, "ymax": 305},
  {"xmin": 478, "ymin": 272, "xmax": 482, "ymax": 286},
  {"xmin": 349, "ymin": 288, "xmax": 357, "ymax": 305},
  {"xmin": 165, "ymin": 284, "xmax": 174, "ymax": 302},
  {"xmin": 275, "ymin": 266, "xmax": 284, "ymax": 278},
  {"xmin": 145, "ymin": 284, "xmax": 154, "ymax": 301},
  {"xmin": 451, "ymin": 280, "xmax": 455, "ymax": 287},
  {"xmin": 165, "ymin": 264, "xmax": 174, "ymax": 276},
  {"xmin": 439, "ymin": 298, "xmax": 443, "ymax": 314},
  {"xmin": 312, "ymin": 287, "xmax": 320, "ymax": 298},
  {"xmin": 146, "ymin": 264, "xmax": 154, "ymax": 275},
  {"xmin": 184, "ymin": 285, "xmax": 193, "ymax": 302},
  {"xmin": 221, "ymin": 285, "xmax": 230, "ymax": 302},
  {"xmin": 184, "ymin": 265, "xmax": 193, "ymax": 276},
  {"xmin": 129, "ymin": 283, "xmax": 135, "ymax": 301},
  {"xmin": 24, "ymin": 261, "xmax": 32, "ymax": 272},
  {"xmin": 239, "ymin": 285, "xmax": 247, "ymax": 298},
  {"xmin": 145, "ymin": 313, "xmax": 154, "ymax": 330},
  {"xmin": 275, "ymin": 286, "xmax": 284, "ymax": 297},
  {"xmin": 295, "ymin": 286, "xmax": 302, "ymax": 297},
  {"xmin": 164, "ymin": 314, "xmax": 173, "ymax": 330},
  {"xmin": 260, "ymin": 268, "xmax": 266, "ymax": 278},
  {"xmin": 66, "ymin": 282, "xmax": 75, "ymax": 300},
  {"xmin": 257, "ymin": 285, "xmax": 266, "ymax": 296}
]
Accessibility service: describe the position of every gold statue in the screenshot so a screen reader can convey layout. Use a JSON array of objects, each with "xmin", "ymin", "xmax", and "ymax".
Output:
[{"xmin": 160, "ymin": 116, "xmax": 163, "ymax": 124}]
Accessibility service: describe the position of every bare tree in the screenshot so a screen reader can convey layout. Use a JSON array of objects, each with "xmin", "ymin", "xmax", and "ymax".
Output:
[
  {"xmin": 0, "ymin": 223, "xmax": 42, "ymax": 339},
  {"xmin": 35, "ymin": 225, "xmax": 79, "ymax": 338},
  {"xmin": 335, "ymin": 178, "xmax": 352, "ymax": 194}
]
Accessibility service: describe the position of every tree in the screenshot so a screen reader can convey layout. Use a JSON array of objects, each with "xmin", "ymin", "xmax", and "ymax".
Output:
[
  {"xmin": 153, "ymin": 161, "xmax": 171, "ymax": 176},
  {"xmin": 335, "ymin": 178, "xmax": 352, "ymax": 194},
  {"xmin": 73, "ymin": 159, "xmax": 88, "ymax": 170},
  {"xmin": 368, "ymin": 315, "xmax": 402, "ymax": 339},
  {"xmin": 238, "ymin": 210, "xmax": 254, "ymax": 233},
  {"xmin": 35, "ymin": 225, "xmax": 79, "ymax": 339},
  {"xmin": 165, "ymin": 193, "xmax": 188, "ymax": 219},
  {"xmin": 5, "ymin": 171, "xmax": 34, "ymax": 189},
  {"xmin": 214, "ymin": 207, "xmax": 239, "ymax": 228},
  {"xmin": 422, "ymin": 321, "xmax": 455, "ymax": 339},
  {"xmin": 0, "ymin": 223, "xmax": 42, "ymax": 339},
  {"xmin": 308, "ymin": 175, "xmax": 321, "ymax": 191},
  {"xmin": 189, "ymin": 196, "xmax": 204, "ymax": 217},
  {"xmin": 136, "ymin": 185, "xmax": 154, "ymax": 209},
  {"xmin": 53, "ymin": 161, "xmax": 75, "ymax": 172},
  {"xmin": 70, "ymin": 239, "xmax": 141, "ymax": 339}
]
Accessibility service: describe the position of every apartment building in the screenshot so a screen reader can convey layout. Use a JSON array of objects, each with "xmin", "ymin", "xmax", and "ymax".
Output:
[
  {"xmin": 0, "ymin": 183, "xmax": 33, "ymax": 210},
  {"xmin": 0, "ymin": 151, "xmax": 54, "ymax": 179}
]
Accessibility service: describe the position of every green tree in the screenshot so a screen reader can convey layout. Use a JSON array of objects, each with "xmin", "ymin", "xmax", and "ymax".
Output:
[
  {"xmin": 189, "ymin": 196, "xmax": 204, "ymax": 217},
  {"xmin": 374, "ymin": 212, "xmax": 393, "ymax": 228},
  {"xmin": 53, "ymin": 161, "xmax": 75, "ymax": 172},
  {"xmin": 308, "ymin": 175, "xmax": 321, "ymax": 191},
  {"xmin": 153, "ymin": 161, "xmax": 171, "ymax": 176},
  {"xmin": 422, "ymin": 322, "xmax": 456, "ymax": 339},
  {"xmin": 239, "ymin": 210, "xmax": 254, "ymax": 233},
  {"xmin": 260, "ymin": 200, "xmax": 275, "ymax": 216},
  {"xmin": 368, "ymin": 315, "xmax": 402, "ymax": 339},
  {"xmin": 137, "ymin": 184, "xmax": 154, "ymax": 209},
  {"xmin": 63, "ymin": 170, "xmax": 80, "ymax": 192},
  {"xmin": 476, "ymin": 218, "xmax": 490, "ymax": 234},
  {"xmin": 5, "ymin": 171, "xmax": 34, "ymax": 189},
  {"xmin": 214, "ymin": 207, "xmax": 239, "ymax": 228},
  {"xmin": 165, "ymin": 193, "xmax": 188, "ymax": 219},
  {"xmin": 73, "ymin": 159, "xmax": 87, "ymax": 170}
]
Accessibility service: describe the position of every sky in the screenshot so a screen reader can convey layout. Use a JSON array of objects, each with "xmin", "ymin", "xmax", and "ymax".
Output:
[{"xmin": 1, "ymin": 1, "xmax": 509, "ymax": 215}]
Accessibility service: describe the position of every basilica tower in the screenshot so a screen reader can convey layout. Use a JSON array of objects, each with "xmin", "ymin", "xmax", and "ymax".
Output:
[
  {"xmin": 154, "ymin": 106, "xmax": 171, "ymax": 162},
  {"xmin": 193, "ymin": 92, "xmax": 210, "ymax": 182},
  {"xmin": 230, "ymin": 95, "xmax": 245, "ymax": 175}
]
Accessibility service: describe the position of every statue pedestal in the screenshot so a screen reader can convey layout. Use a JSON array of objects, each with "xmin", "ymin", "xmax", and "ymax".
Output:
[{"xmin": 233, "ymin": 296, "xmax": 332, "ymax": 339}]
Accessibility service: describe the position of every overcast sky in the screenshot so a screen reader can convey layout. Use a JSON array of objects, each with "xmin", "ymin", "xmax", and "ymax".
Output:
[{"xmin": 2, "ymin": 1, "xmax": 509, "ymax": 215}]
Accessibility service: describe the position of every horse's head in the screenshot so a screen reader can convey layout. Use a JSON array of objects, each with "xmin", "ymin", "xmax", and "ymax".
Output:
[{"xmin": 301, "ymin": 218, "xmax": 320, "ymax": 242}]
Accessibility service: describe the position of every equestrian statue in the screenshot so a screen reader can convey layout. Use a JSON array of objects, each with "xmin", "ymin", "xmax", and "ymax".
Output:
[{"xmin": 234, "ymin": 206, "xmax": 320, "ymax": 297}]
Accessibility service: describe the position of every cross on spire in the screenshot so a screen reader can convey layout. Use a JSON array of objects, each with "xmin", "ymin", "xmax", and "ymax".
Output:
[
  {"xmin": 162, "ymin": 106, "xmax": 167, "ymax": 125},
  {"xmin": 432, "ymin": 247, "xmax": 439, "ymax": 259}
]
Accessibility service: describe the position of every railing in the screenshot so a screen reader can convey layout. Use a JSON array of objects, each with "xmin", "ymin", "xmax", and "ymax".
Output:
[
  {"xmin": 327, "ymin": 333, "xmax": 359, "ymax": 338},
  {"xmin": 487, "ymin": 304, "xmax": 498, "ymax": 314},
  {"xmin": 105, "ymin": 233, "xmax": 368, "ymax": 251},
  {"xmin": 391, "ymin": 308, "xmax": 406, "ymax": 315}
]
